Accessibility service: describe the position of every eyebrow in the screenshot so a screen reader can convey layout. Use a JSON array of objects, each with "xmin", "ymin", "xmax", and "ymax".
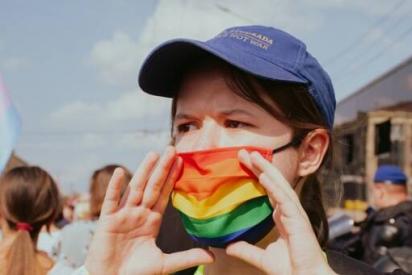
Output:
[
  {"xmin": 219, "ymin": 109, "xmax": 255, "ymax": 117},
  {"xmin": 174, "ymin": 109, "xmax": 256, "ymax": 120}
]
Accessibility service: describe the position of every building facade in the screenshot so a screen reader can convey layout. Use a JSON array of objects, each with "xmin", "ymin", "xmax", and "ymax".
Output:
[
  {"xmin": 333, "ymin": 56, "xmax": 412, "ymax": 210},
  {"xmin": 334, "ymin": 107, "xmax": 412, "ymax": 208}
]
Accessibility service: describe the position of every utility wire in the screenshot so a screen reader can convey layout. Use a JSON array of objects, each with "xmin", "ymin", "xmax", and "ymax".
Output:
[
  {"xmin": 334, "ymin": 20, "xmax": 412, "ymax": 88},
  {"xmin": 214, "ymin": 3, "xmax": 255, "ymax": 24},
  {"xmin": 325, "ymin": 0, "xmax": 407, "ymax": 67},
  {"xmin": 334, "ymin": 6, "xmax": 412, "ymax": 79}
]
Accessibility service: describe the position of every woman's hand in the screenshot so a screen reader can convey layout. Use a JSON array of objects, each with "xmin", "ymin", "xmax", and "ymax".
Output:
[
  {"xmin": 85, "ymin": 146, "xmax": 214, "ymax": 275},
  {"xmin": 226, "ymin": 150, "xmax": 336, "ymax": 275}
]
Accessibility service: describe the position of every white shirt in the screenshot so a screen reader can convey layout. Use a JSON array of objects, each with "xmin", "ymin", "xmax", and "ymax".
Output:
[{"xmin": 38, "ymin": 230, "xmax": 61, "ymax": 260}]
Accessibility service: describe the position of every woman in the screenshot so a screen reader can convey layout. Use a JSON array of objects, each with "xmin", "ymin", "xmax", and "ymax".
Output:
[
  {"xmin": 0, "ymin": 166, "xmax": 61, "ymax": 275},
  {"xmin": 82, "ymin": 26, "xmax": 390, "ymax": 274}
]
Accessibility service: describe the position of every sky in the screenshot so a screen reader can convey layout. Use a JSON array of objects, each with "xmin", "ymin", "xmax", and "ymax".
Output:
[{"xmin": 1, "ymin": 0, "xmax": 412, "ymax": 194}]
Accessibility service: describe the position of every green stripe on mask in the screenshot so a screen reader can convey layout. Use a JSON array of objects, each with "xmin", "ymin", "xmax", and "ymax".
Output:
[{"xmin": 179, "ymin": 196, "xmax": 273, "ymax": 238}]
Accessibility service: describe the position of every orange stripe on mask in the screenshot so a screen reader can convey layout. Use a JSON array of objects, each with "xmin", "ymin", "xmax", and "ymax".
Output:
[{"xmin": 174, "ymin": 146, "xmax": 272, "ymax": 200}]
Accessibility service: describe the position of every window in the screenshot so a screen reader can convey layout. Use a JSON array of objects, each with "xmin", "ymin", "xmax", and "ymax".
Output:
[
  {"xmin": 342, "ymin": 134, "xmax": 354, "ymax": 164},
  {"xmin": 375, "ymin": 120, "xmax": 391, "ymax": 155}
]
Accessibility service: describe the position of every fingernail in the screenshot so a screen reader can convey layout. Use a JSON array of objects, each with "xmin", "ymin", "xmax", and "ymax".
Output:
[
  {"xmin": 114, "ymin": 167, "xmax": 123, "ymax": 176},
  {"xmin": 205, "ymin": 249, "xmax": 215, "ymax": 260},
  {"xmin": 251, "ymin": 151, "xmax": 261, "ymax": 159},
  {"xmin": 147, "ymin": 151, "xmax": 156, "ymax": 157},
  {"xmin": 146, "ymin": 151, "xmax": 160, "ymax": 162},
  {"xmin": 238, "ymin": 149, "xmax": 247, "ymax": 157}
]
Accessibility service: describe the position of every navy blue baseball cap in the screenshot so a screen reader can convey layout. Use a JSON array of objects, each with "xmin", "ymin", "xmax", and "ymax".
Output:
[
  {"xmin": 374, "ymin": 165, "xmax": 407, "ymax": 185},
  {"xmin": 138, "ymin": 25, "xmax": 336, "ymax": 129}
]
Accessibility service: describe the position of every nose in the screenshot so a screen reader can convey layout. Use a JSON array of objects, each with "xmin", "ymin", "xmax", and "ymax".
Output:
[{"xmin": 193, "ymin": 119, "xmax": 223, "ymax": 151}]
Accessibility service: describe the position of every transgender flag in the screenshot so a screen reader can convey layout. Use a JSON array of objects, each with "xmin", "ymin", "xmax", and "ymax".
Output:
[{"xmin": 0, "ymin": 75, "xmax": 21, "ymax": 172}]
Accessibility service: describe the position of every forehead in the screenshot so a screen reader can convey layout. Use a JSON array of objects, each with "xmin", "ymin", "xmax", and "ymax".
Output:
[
  {"xmin": 176, "ymin": 67, "xmax": 265, "ymax": 114},
  {"xmin": 180, "ymin": 69, "xmax": 234, "ymax": 101}
]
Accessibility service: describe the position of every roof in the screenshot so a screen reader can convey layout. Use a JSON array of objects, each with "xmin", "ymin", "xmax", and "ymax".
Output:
[
  {"xmin": 335, "ymin": 55, "xmax": 412, "ymax": 125},
  {"xmin": 377, "ymin": 101, "xmax": 412, "ymax": 112},
  {"xmin": 4, "ymin": 153, "xmax": 27, "ymax": 172},
  {"xmin": 338, "ymin": 55, "xmax": 412, "ymax": 106}
]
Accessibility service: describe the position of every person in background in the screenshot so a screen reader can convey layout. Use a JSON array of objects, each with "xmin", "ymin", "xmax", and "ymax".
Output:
[
  {"xmin": 53, "ymin": 196, "xmax": 77, "ymax": 229},
  {"xmin": 89, "ymin": 165, "xmax": 131, "ymax": 220},
  {"xmin": 73, "ymin": 195, "xmax": 92, "ymax": 221},
  {"xmin": 54, "ymin": 164, "xmax": 131, "ymax": 273},
  {"xmin": 372, "ymin": 165, "xmax": 410, "ymax": 210},
  {"xmin": 329, "ymin": 165, "xmax": 412, "ymax": 273},
  {"xmin": 0, "ymin": 166, "xmax": 61, "ymax": 275},
  {"xmin": 59, "ymin": 196, "xmax": 76, "ymax": 227},
  {"xmin": 360, "ymin": 165, "xmax": 412, "ymax": 271}
]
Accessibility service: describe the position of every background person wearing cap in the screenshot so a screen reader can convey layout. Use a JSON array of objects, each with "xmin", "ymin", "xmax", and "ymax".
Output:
[
  {"xmin": 372, "ymin": 165, "xmax": 409, "ymax": 210},
  {"xmin": 359, "ymin": 165, "xmax": 412, "ymax": 269},
  {"xmin": 79, "ymin": 25, "xmax": 397, "ymax": 275},
  {"xmin": 329, "ymin": 165, "xmax": 412, "ymax": 273}
]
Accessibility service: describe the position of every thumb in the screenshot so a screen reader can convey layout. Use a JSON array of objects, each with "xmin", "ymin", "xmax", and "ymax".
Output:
[
  {"xmin": 162, "ymin": 248, "xmax": 214, "ymax": 274},
  {"xmin": 226, "ymin": 241, "xmax": 264, "ymax": 269}
]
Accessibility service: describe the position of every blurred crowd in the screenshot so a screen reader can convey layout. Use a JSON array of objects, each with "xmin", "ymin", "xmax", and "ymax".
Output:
[
  {"xmin": 0, "ymin": 162, "xmax": 411, "ymax": 275},
  {"xmin": 0, "ymin": 164, "xmax": 131, "ymax": 275}
]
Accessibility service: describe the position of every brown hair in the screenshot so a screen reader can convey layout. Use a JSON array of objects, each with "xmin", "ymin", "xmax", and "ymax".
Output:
[
  {"xmin": 170, "ymin": 58, "xmax": 332, "ymax": 247},
  {"xmin": 89, "ymin": 164, "xmax": 132, "ymax": 219},
  {"xmin": 0, "ymin": 166, "xmax": 61, "ymax": 275}
]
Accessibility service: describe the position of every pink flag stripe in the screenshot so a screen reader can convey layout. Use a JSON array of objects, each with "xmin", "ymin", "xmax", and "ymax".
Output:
[{"xmin": 0, "ymin": 74, "xmax": 21, "ymax": 172}]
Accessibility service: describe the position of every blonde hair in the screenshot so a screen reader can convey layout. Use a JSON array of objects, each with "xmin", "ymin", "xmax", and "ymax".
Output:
[{"xmin": 0, "ymin": 166, "xmax": 61, "ymax": 275}]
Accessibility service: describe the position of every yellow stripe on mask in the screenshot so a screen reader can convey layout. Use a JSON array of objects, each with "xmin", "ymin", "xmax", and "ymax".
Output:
[{"xmin": 172, "ymin": 179, "xmax": 266, "ymax": 219}]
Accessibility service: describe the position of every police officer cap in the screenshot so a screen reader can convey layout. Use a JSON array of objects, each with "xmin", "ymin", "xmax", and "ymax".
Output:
[{"xmin": 374, "ymin": 165, "xmax": 407, "ymax": 185}]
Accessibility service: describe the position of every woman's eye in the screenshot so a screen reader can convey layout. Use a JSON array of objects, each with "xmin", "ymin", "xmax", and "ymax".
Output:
[
  {"xmin": 176, "ymin": 123, "xmax": 197, "ymax": 133},
  {"xmin": 224, "ymin": 120, "xmax": 248, "ymax": 128}
]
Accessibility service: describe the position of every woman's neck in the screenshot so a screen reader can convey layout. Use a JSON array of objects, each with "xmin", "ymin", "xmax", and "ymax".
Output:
[{"xmin": 206, "ymin": 229, "xmax": 278, "ymax": 275}]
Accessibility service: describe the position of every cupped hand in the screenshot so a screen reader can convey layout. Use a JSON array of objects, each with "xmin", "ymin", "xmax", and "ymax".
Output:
[
  {"xmin": 85, "ymin": 146, "xmax": 214, "ymax": 275},
  {"xmin": 225, "ymin": 150, "xmax": 336, "ymax": 275}
]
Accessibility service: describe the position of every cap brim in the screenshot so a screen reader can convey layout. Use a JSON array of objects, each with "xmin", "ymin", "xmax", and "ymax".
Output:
[{"xmin": 138, "ymin": 39, "xmax": 307, "ymax": 97}]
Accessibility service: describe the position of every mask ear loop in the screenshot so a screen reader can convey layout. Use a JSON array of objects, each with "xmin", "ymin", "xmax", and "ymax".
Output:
[
  {"xmin": 272, "ymin": 133, "xmax": 307, "ymax": 154},
  {"xmin": 270, "ymin": 132, "xmax": 308, "ymax": 215},
  {"xmin": 271, "ymin": 132, "xmax": 308, "ymax": 190}
]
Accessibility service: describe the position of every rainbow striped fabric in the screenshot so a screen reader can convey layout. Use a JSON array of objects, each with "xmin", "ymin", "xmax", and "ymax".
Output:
[
  {"xmin": 172, "ymin": 147, "xmax": 274, "ymax": 247},
  {"xmin": 0, "ymin": 75, "xmax": 21, "ymax": 172}
]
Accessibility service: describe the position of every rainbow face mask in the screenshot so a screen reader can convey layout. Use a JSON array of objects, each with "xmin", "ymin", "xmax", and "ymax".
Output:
[{"xmin": 171, "ymin": 146, "xmax": 275, "ymax": 248}]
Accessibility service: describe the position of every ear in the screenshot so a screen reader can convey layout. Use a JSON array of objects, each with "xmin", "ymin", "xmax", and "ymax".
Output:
[{"xmin": 297, "ymin": 129, "xmax": 330, "ymax": 177}]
